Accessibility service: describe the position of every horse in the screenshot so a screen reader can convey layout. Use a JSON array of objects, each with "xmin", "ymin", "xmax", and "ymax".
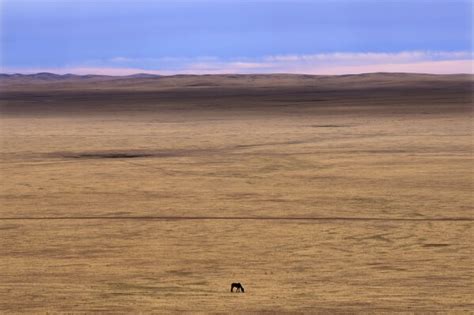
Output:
[{"xmin": 230, "ymin": 282, "xmax": 245, "ymax": 293}]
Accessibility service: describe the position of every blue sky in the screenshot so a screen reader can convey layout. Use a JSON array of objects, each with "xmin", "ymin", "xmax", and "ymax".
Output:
[{"xmin": 1, "ymin": 0, "xmax": 472, "ymax": 74}]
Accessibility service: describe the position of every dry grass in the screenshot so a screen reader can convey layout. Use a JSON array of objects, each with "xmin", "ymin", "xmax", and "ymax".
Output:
[{"xmin": 0, "ymin": 74, "xmax": 473, "ymax": 312}]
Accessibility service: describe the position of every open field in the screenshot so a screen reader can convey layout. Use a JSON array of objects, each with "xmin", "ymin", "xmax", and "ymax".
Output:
[{"xmin": 0, "ymin": 73, "xmax": 473, "ymax": 312}]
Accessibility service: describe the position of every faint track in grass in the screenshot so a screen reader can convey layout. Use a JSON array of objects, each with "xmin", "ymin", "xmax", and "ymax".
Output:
[{"xmin": 0, "ymin": 216, "xmax": 472, "ymax": 222}]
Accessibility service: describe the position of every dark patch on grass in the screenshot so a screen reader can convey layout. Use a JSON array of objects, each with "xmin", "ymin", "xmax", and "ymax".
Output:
[
  {"xmin": 70, "ymin": 153, "xmax": 153, "ymax": 159},
  {"xmin": 310, "ymin": 124, "xmax": 348, "ymax": 128},
  {"xmin": 54, "ymin": 151, "xmax": 183, "ymax": 160},
  {"xmin": 422, "ymin": 244, "xmax": 451, "ymax": 247}
]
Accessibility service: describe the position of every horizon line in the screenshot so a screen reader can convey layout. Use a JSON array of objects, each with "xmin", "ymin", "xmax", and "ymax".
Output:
[{"xmin": 1, "ymin": 71, "xmax": 473, "ymax": 77}]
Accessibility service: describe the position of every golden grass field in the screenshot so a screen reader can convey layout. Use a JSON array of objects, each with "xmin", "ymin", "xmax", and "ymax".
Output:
[{"xmin": 0, "ymin": 73, "xmax": 473, "ymax": 312}]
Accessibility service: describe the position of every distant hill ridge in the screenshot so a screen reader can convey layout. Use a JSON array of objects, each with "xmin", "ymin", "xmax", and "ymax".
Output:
[
  {"xmin": 1, "ymin": 72, "xmax": 472, "ymax": 92},
  {"xmin": 1, "ymin": 72, "xmax": 472, "ymax": 80}
]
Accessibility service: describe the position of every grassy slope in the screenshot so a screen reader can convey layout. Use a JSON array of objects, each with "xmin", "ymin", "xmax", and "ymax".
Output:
[{"xmin": 0, "ymin": 74, "xmax": 472, "ymax": 312}]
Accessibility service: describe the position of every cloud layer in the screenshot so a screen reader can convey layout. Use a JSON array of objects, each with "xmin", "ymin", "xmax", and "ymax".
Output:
[{"xmin": 2, "ymin": 51, "xmax": 472, "ymax": 75}]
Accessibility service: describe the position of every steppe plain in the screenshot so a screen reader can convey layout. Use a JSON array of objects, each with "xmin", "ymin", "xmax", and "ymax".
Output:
[{"xmin": 0, "ymin": 73, "xmax": 473, "ymax": 312}]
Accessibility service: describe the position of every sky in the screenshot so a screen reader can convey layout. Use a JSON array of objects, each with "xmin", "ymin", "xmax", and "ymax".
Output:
[{"xmin": 0, "ymin": 0, "xmax": 472, "ymax": 75}]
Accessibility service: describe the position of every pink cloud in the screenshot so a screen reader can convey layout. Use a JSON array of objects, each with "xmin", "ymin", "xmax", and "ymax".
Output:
[{"xmin": 308, "ymin": 60, "xmax": 473, "ymax": 75}]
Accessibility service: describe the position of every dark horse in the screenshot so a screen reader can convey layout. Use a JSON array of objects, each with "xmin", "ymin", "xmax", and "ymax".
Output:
[{"xmin": 230, "ymin": 282, "xmax": 245, "ymax": 293}]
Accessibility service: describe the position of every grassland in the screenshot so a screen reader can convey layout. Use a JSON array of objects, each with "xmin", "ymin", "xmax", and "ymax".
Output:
[{"xmin": 0, "ymin": 73, "xmax": 473, "ymax": 312}]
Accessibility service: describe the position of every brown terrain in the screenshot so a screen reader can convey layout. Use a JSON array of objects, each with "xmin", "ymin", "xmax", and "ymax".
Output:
[{"xmin": 0, "ymin": 73, "xmax": 473, "ymax": 312}]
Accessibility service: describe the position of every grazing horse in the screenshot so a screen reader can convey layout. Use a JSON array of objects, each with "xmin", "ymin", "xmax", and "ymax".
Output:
[{"xmin": 230, "ymin": 282, "xmax": 245, "ymax": 293}]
